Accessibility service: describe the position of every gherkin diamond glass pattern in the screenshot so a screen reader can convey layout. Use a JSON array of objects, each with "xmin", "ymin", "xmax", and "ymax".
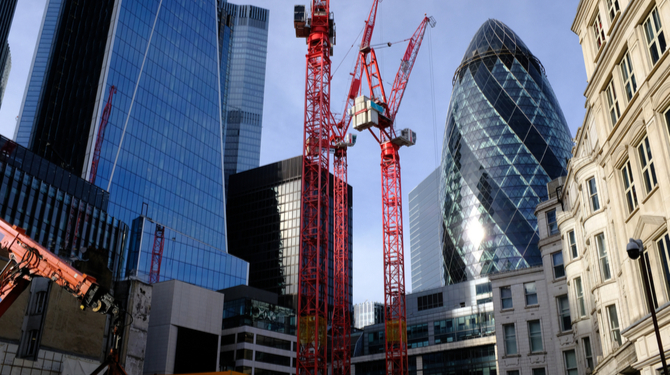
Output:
[{"xmin": 440, "ymin": 19, "xmax": 573, "ymax": 284}]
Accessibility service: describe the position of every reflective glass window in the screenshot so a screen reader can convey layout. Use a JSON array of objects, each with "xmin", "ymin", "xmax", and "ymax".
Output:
[
  {"xmin": 597, "ymin": 233, "xmax": 611, "ymax": 281},
  {"xmin": 524, "ymin": 282, "xmax": 538, "ymax": 306},
  {"xmin": 637, "ymin": 137, "xmax": 658, "ymax": 194},
  {"xmin": 621, "ymin": 160, "xmax": 638, "ymax": 214},
  {"xmin": 503, "ymin": 324, "xmax": 517, "ymax": 355},
  {"xmin": 605, "ymin": 79, "xmax": 621, "ymax": 126},
  {"xmin": 575, "ymin": 277, "xmax": 586, "ymax": 317},
  {"xmin": 643, "ymin": 7, "xmax": 667, "ymax": 65},
  {"xmin": 593, "ymin": 14, "xmax": 606, "ymax": 50},
  {"xmin": 620, "ymin": 51, "xmax": 637, "ymax": 101}
]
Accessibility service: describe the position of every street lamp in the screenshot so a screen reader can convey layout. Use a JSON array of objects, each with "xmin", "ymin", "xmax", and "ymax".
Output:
[{"xmin": 627, "ymin": 238, "xmax": 669, "ymax": 375}]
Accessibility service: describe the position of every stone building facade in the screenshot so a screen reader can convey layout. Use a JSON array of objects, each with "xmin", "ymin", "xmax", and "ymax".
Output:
[{"xmin": 563, "ymin": 0, "xmax": 670, "ymax": 373}]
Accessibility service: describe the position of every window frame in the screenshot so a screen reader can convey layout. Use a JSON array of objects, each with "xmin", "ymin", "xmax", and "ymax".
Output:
[
  {"xmin": 596, "ymin": 233, "xmax": 612, "ymax": 281},
  {"xmin": 620, "ymin": 160, "xmax": 639, "ymax": 214},
  {"xmin": 574, "ymin": 277, "xmax": 586, "ymax": 317},
  {"xmin": 583, "ymin": 336, "xmax": 595, "ymax": 369},
  {"xmin": 587, "ymin": 177, "xmax": 600, "ymax": 212},
  {"xmin": 552, "ymin": 252, "xmax": 565, "ymax": 279},
  {"xmin": 501, "ymin": 286, "xmax": 513, "ymax": 310},
  {"xmin": 547, "ymin": 209, "xmax": 558, "ymax": 236},
  {"xmin": 643, "ymin": 7, "xmax": 667, "ymax": 66},
  {"xmin": 637, "ymin": 136, "xmax": 658, "ymax": 194},
  {"xmin": 568, "ymin": 230, "xmax": 578, "ymax": 259},
  {"xmin": 503, "ymin": 323, "xmax": 518, "ymax": 355},
  {"xmin": 605, "ymin": 79, "xmax": 621, "ymax": 126},
  {"xmin": 557, "ymin": 294, "xmax": 572, "ymax": 332},
  {"xmin": 564, "ymin": 349, "xmax": 578, "ymax": 375},
  {"xmin": 528, "ymin": 320, "xmax": 543, "ymax": 353},
  {"xmin": 619, "ymin": 51, "xmax": 637, "ymax": 101},
  {"xmin": 593, "ymin": 13, "xmax": 606, "ymax": 51},
  {"xmin": 524, "ymin": 282, "xmax": 538, "ymax": 306},
  {"xmin": 606, "ymin": 304, "xmax": 622, "ymax": 347},
  {"xmin": 607, "ymin": 0, "xmax": 620, "ymax": 22},
  {"xmin": 657, "ymin": 233, "xmax": 670, "ymax": 299}
]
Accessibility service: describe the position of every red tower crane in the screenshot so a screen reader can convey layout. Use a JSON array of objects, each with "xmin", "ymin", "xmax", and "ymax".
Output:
[
  {"xmin": 149, "ymin": 224, "xmax": 166, "ymax": 284},
  {"xmin": 346, "ymin": 11, "xmax": 435, "ymax": 375},
  {"xmin": 294, "ymin": 2, "xmax": 336, "ymax": 375},
  {"xmin": 90, "ymin": 85, "xmax": 117, "ymax": 185}
]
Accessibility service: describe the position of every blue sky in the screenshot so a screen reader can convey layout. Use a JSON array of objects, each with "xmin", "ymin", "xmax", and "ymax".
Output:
[{"xmin": 0, "ymin": 0, "xmax": 586, "ymax": 304}]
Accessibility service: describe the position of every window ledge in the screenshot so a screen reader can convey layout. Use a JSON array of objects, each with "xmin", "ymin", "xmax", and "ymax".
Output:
[
  {"xmin": 590, "ymin": 278, "xmax": 617, "ymax": 293},
  {"xmin": 606, "ymin": 12, "xmax": 621, "ymax": 36},
  {"xmin": 641, "ymin": 185, "xmax": 659, "ymax": 205},
  {"xmin": 500, "ymin": 308, "xmax": 514, "ymax": 313},
  {"xmin": 552, "ymin": 276, "xmax": 567, "ymax": 284},
  {"xmin": 502, "ymin": 354, "xmax": 521, "ymax": 359},
  {"xmin": 556, "ymin": 330, "xmax": 573, "ymax": 338},
  {"xmin": 525, "ymin": 304, "xmax": 540, "ymax": 310},
  {"xmin": 624, "ymin": 206, "xmax": 640, "ymax": 224},
  {"xmin": 594, "ymin": 41, "xmax": 607, "ymax": 63},
  {"xmin": 528, "ymin": 351, "xmax": 548, "ymax": 356},
  {"xmin": 644, "ymin": 48, "xmax": 670, "ymax": 84}
]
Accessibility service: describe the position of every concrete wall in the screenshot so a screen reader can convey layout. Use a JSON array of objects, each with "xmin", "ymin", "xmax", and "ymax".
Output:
[{"xmin": 144, "ymin": 280, "xmax": 224, "ymax": 375}]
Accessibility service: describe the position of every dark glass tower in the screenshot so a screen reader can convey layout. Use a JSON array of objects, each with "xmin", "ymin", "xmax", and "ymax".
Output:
[
  {"xmin": 227, "ymin": 156, "xmax": 353, "ymax": 312},
  {"xmin": 440, "ymin": 19, "xmax": 573, "ymax": 283},
  {"xmin": 14, "ymin": 0, "xmax": 254, "ymax": 290}
]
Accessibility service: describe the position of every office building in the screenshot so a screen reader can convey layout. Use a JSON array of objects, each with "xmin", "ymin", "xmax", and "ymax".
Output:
[
  {"xmin": 220, "ymin": 285, "xmax": 297, "ymax": 375},
  {"xmin": 219, "ymin": 2, "xmax": 269, "ymax": 190},
  {"xmin": 353, "ymin": 301, "xmax": 384, "ymax": 329},
  {"xmin": 555, "ymin": 0, "xmax": 670, "ymax": 373},
  {"xmin": 0, "ymin": 135, "xmax": 135, "ymax": 372},
  {"xmin": 409, "ymin": 167, "xmax": 444, "ymax": 292},
  {"xmin": 14, "ymin": 0, "xmax": 255, "ymax": 289},
  {"xmin": 0, "ymin": 0, "xmax": 17, "ymax": 107},
  {"xmin": 351, "ymin": 281, "xmax": 497, "ymax": 375},
  {"xmin": 226, "ymin": 156, "xmax": 353, "ymax": 312},
  {"xmin": 0, "ymin": 45, "xmax": 10, "ymax": 108},
  {"xmin": 440, "ymin": 19, "xmax": 574, "ymax": 284}
]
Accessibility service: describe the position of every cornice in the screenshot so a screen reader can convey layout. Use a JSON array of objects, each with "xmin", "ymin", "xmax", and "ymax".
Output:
[{"xmin": 572, "ymin": 0, "xmax": 589, "ymax": 34}]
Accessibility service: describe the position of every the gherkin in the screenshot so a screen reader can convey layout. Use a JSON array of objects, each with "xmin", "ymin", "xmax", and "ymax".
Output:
[{"xmin": 440, "ymin": 19, "xmax": 573, "ymax": 284}]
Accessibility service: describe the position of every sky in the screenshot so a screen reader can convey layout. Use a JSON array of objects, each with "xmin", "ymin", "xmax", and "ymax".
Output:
[{"xmin": 0, "ymin": 0, "xmax": 586, "ymax": 305}]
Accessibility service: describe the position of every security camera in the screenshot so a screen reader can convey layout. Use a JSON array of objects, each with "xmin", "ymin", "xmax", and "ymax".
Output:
[{"xmin": 626, "ymin": 238, "xmax": 643, "ymax": 260}]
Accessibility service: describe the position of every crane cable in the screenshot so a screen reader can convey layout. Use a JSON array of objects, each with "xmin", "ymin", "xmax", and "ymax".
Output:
[
  {"xmin": 333, "ymin": 25, "xmax": 365, "ymax": 77},
  {"xmin": 428, "ymin": 26, "xmax": 439, "ymax": 168}
]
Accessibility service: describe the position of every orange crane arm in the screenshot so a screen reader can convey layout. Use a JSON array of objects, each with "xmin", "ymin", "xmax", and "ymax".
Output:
[{"xmin": 0, "ymin": 218, "xmax": 119, "ymax": 319}]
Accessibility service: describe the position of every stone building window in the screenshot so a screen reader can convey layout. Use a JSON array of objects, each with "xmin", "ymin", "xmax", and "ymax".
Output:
[
  {"xmin": 637, "ymin": 136, "xmax": 658, "ymax": 193},
  {"xmin": 503, "ymin": 324, "xmax": 517, "ymax": 355},
  {"xmin": 563, "ymin": 350, "xmax": 578, "ymax": 375},
  {"xmin": 528, "ymin": 320, "xmax": 543, "ymax": 353},
  {"xmin": 596, "ymin": 233, "xmax": 611, "ymax": 281},
  {"xmin": 657, "ymin": 233, "xmax": 670, "ymax": 298},
  {"xmin": 643, "ymin": 7, "xmax": 666, "ymax": 65},
  {"xmin": 583, "ymin": 336, "xmax": 594, "ymax": 369},
  {"xmin": 552, "ymin": 252, "xmax": 565, "ymax": 279},
  {"xmin": 606, "ymin": 304, "xmax": 621, "ymax": 347},
  {"xmin": 620, "ymin": 160, "xmax": 638, "ymax": 214},
  {"xmin": 607, "ymin": 0, "xmax": 620, "ymax": 22},
  {"xmin": 568, "ymin": 230, "xmax": 578, "ymax": 259},
  {"xmin": 593, "ymin": 13, "xmax": 606, "ymax": 51},
  {"xmin": 524, "ymin": 282, "xmax": 538, "ymax": 306},
  {"xmin": 547, "ymin": 209, "xmax": 558, "ymax": 235},
  {"xmin": 620, "ymin": 51, "xmax": 637, "ymax": 101},
  {"xmin": 532, "ymin": 369, "xmax": 546, "ymax": 375},
  {"xmin": 557, "ymin": 295, "xmax": 572, "ymax": 332},
  {"xmin": 575, "ymin": 277, "xmax": 586, "ymax": 317},
  {"xmin": 606, "ymin": 79, "xmax": 621, "ymax": 126},
  {"xmin": 501, "ymin": 286, "xmax": 513, "ymax": 309},
  {"xmin": 587, "ymin": 177, "xmax": 600, "ymax": 212}
]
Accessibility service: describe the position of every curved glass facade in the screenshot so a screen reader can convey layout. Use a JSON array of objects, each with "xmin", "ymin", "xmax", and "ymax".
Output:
[{"xmin": 440, "ymin": 19, "xmax": 573, "ymax": 283}]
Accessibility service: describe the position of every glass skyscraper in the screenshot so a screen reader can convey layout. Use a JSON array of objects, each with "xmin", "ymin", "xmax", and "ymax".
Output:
[
  {"xmin": 13, "ymin": 0, "xmax": 259, "ymax": 290},
  {"xmin": 409, "ymin": 167, "xmax": 444, "ymax": 292},
  {"xmin": 219, "ymin": 1, "xmax": 269, "ymax": 191},
  {"xmin": 440, "ymin": 19, "xmax": 573, "ymax": 283},
  {"xmin": 0, "ymin": 0, "xmax": 17, "ymax": 110}
]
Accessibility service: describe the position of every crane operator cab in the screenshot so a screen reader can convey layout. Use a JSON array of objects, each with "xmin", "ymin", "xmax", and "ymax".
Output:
[{"xmin": 350, "ymin": 96, "xmax": 389, "ymax": 131}]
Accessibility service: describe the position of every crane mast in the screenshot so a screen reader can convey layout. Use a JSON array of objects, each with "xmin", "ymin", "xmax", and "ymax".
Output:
[
  {"xmin": 294, "ymin": 2, "xmax": 335, "ymax": 375},
  {"xmin": 347, "ymin": 7, "xmax": 434, "ymax": 375}
]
